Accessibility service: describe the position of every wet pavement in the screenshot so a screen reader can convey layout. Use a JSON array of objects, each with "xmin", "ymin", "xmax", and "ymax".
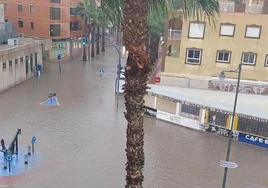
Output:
[{"xmin": 0, "ymin": 47, "xmax": 268, "ymax": 188}]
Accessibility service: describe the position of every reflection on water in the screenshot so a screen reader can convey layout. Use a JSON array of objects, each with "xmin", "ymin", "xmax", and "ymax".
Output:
[{"xmin": 0, "ymin": 48, "xmax": 267, "ymax": 188}]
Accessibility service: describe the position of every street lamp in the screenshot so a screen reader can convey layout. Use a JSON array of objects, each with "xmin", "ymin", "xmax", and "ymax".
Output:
[{"xmin": 219, "ymin": 63, "xmax": 242, "ymax": 188}]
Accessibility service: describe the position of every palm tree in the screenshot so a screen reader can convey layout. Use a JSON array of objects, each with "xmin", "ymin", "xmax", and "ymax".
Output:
[
  {"xmin": 103, "ymin": 0, "xmax": 219, "ymax": 187},
  {"xmin": 101, "ymin": 26, "xmax": 106, "ymax": 52},
  {"xmin": 148, "ymin": 8, "xmax": 166, "ymax": 64},
  {"xmin": 77, "ymin": 0, "xmax": 92, "ymax": 61}
]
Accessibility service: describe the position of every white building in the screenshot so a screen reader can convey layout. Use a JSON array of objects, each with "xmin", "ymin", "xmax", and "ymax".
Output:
[{"xmin": 0, "ymin": 37, "xmax": 51, "ymax": 92}]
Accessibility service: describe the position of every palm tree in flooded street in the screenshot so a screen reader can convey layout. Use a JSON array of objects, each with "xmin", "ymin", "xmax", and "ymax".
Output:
[{"xmin": 103, "ymin": 0, "xmax": 220, "ymax": 187}]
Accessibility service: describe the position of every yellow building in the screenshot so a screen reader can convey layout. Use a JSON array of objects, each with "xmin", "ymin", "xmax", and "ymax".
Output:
[{"xmin": 163, "ymin": 1, "xmax": 268, "ymax": 81}]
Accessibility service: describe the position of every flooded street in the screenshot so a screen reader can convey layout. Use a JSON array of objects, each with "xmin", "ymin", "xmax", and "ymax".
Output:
[{"xmin": 0, "ymin": 47, "xmax": 268, "ymax": 188}]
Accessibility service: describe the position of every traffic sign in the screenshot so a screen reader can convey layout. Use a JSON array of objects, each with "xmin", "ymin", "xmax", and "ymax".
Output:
[
  {"xmin": 155, "ymin": 76, "xmax": 161, "ymax": 83},
  {"xmin": 32, "ymin": 136, "xmax": 36, "ymax": 144},
  {"xmin": 5, "ymin": 153, "xmax": 13, "ymax": 162},
  {"xmin": 57, "ymin": 54, "xmax": 61, "ymax": 61},
  {"xmin": 220, "ymin": 161, "xmax": 238, "ymax": 169}
]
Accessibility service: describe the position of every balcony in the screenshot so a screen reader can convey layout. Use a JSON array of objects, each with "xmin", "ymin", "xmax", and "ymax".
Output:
[
  {"xmin": 219, "ymin": 2, "xmax": 235, "ymax": 12},
  {"xmin": 245, "ymin": 4, "xmax": 263, "ymax": 14},
  {"xmin": 219, "ymin": 2, "xmax": 263, "ymax": 14},
  {"xmin": 168, "ymin": 29, "xmax": 182, "ymax": 40}
]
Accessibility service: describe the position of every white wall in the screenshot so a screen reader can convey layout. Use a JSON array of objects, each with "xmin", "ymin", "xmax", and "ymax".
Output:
[
  {"xmin": 0, "ymin": 51, "xmax": 43, "ymax": 93},
  {"xmin": 0, "ymin": 3, "xmax": 4, "ymax": 22}
]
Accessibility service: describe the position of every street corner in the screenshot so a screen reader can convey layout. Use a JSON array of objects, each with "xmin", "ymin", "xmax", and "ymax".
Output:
[{"xmin": 0, "ymin": 147, "xmax": 46, "ymax": 185}]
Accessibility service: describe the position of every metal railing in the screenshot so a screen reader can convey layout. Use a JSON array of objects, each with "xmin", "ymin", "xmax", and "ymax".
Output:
[
  {"xmin": 245, "ymin": 4, "xmax": 263, "ymax": 14},
  {"xmin": 219, "ymin": 2, "xmax": 235, "ymax": 12},
  {"xmin": 219, "ymin": 2, "xmax": 263, "ymax": 14},
  {"xmin": 168, "ymin": 29, "xmax": 182, "ymax": 40}
]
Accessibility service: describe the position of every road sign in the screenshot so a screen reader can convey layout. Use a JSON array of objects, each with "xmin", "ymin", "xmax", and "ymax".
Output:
[
  {"xmin": 155, "ymin": 76, "xmax": 161, "ymax": 83},
  {"xmin": 57, "ymin": 54, "xmax": 61, "ymax": 61},
  {"xmin": 220, "ymin": 161, "xmax": 238, "ymax": 169},
  {"xmin": 5, "ymin": 153, "xmax": 13, "ymax": 162},
  {"xmin": 32, "ymin": 136, "xmax": 36, "ymax": 144}
]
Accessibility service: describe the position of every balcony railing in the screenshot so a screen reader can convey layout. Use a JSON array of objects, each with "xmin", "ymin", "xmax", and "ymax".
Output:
[
  {"xmin": 219, "ymin": 2, "xmax": 235, "ymax": 12},
  {"xmin": 168, "ymin": 29, "xmax": 182, "ymax": 40},
  {"xmin": 219, "ymin": 2, "xmax": 263, "ymax": 14},
  {"xmin": 245, "ymin": 4, "xmax": 263, "ymax": 14}
]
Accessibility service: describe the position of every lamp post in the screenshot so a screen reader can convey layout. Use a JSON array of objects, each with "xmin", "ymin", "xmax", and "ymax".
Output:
[{"xmin": 219, "ymin": 63, "xmax": 242, "ymax": 188}]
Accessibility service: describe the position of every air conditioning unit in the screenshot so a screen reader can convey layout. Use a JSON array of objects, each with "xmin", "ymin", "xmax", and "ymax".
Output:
[
  {"xmin": 18, "ymin": 33, "xmax": 24, "ymax": 38},
  {"xmin": 7, "ymin": 38, "xmax": 19, "ymax": 46}
]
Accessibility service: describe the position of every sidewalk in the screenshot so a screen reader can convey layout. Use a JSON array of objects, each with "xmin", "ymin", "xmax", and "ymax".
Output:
[{"xmin": 147, "ymin": 84, "xmax": 268, "ymax": 119}]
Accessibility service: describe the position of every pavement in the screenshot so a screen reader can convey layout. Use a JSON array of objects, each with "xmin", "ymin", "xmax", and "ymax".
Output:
[{"xmin": 148, "ymin": 84, "xmax": 268, "ymax": 119}]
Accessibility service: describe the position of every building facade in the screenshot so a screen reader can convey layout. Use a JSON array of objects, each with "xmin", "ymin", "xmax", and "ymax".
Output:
[
  {"xmin": 1, "ymin": 0, "xmax": 84, "ymax": 61},
  {"xmin": 0, "ymin": 37, "xmax": 52, "ymax": 92},
  {"xmin": 163, "ymin": 0, "xmax": 268, "ymax": 82}
]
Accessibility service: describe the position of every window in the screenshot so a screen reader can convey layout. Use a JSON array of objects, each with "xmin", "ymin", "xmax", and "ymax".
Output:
[
  {"xmin": 50, "ymin": 0, "xmax": 61, "ymax": 3},
  {"xmin": 20, "ymin": 57, "xmax": 23, "ymax": 62},
  {"xmin": 50, "ymin": 24, "xmax": 61, "ymax": 37},
  {"xmin": 245, "ymin": 25, "xmax": 261, "ymax": 39},
  {"xmin": 31, "ymin": 22, "xmax": 34, "ymax": 29},
  {"xmin": 186, "ymin": 48, "xmax": 202, "ymax": 65},
  {"xmin": 181, "ymin": 104, "xmax": 200, "ymax": 116},
  {"xmin": 242, "ymin": 52, "xmax": 257, "ymax": 65},
  {"xmin": 50, "ymin": 7, "xmax": 61, "ymax": 20},
  {"xmin": 4, "ymin": 3, "xmax": 7, "ymax": 10},
  {"xmin": 188, "ymin": 22, "xmax": 205, "ymax": 39},
  {"xmin": 18, "ymin": 4, "xmax": 23, "ymax": 12},
  {"xmin": 70, "ymin": 7, "xmax": 77, "ymax": 15},
  {"xmin": 5, "ymin": 19, "xmax": 8, "ymax": 22},
  {"xmin": 15, "ymin": 59, "xmax": 18, "ymax": 65},
  {"xmin": 70, "ymin": 21, "xmax": 80, "ymax": 31},
  {"xmin": 30, "ymin": 5, "xmax": 34, "ymax": 12},
  {"xmin": 18, "ymin": 21, "xmax": 23, "ymax": 28},
  {"xmin": 9, "ymin": 61, "xmax": 12, "ymax": 67},
  {"xmin": 265, "ymin": 55, "xmax": 268, "ymax": 67},
  {"xmin": 216, "ymin": 51, "xmax": 231, "ymax": 63},
  {"xmin": 220, "ymin": 23, "xmax": 235, "ymax": 37},
  {"xmin": 3, "ymin": 63, "xmax": 6, "ymax": 69}
]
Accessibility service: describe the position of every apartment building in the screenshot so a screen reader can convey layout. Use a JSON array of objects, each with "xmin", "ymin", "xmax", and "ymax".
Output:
[
  {"xmin": 1, "ymin": 0, "xmax": 84, "ymax": 61},
  {"xmin": 163, "ymin": 0, "xmax": 268, "ymax": 82}
]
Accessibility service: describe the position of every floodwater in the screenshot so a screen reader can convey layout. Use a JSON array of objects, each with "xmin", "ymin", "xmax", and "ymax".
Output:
[{"xmin": 0, "ymin": 47, "xmax": 268, "ymax": 188}]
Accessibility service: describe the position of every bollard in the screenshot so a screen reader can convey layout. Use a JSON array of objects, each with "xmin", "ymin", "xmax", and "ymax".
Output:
[
  {"xmin": 3, "ymin": 160, "xmax": 7, "ymax": 169},
  {"xmin": 28, "ymin": 146, "xmax": 31, "ymax": 155},
  {"xmin": 24, "ymin": 154, "xmax": 28, "ymax": 164}
]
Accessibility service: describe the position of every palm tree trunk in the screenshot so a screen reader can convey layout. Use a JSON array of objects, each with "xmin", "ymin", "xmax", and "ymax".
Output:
[
  {"xmin": 102, "ymin": 26, "xmax": 105, "ymax": 52},
  {"xmin": 91, "ymin": 23, "xmax": 95, "ymax": 57},
  {"xmin": 122, "ymin": 0, "xmax": 150, "ymax": 187},
  {"xmin": 87, "ymin": 22, "xmax": 91, "ymax": 60},
  {"xmin": 96, "ymin": 25, "xmax": 100, "ymax": 55},
  {"xmin": 145, "ymin": 32, "xmax": 150, "ymax": 54},
  {"xmin": 150, "ymin": 33, "xmax": 160, "ymax": 64},
  {"xmin": 116, "ymin": 25, "xmax": 120, "ymax": 45},
  {"xmin": 82, "ymin": 20, "xmax": 87, "ymax": 61}
]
